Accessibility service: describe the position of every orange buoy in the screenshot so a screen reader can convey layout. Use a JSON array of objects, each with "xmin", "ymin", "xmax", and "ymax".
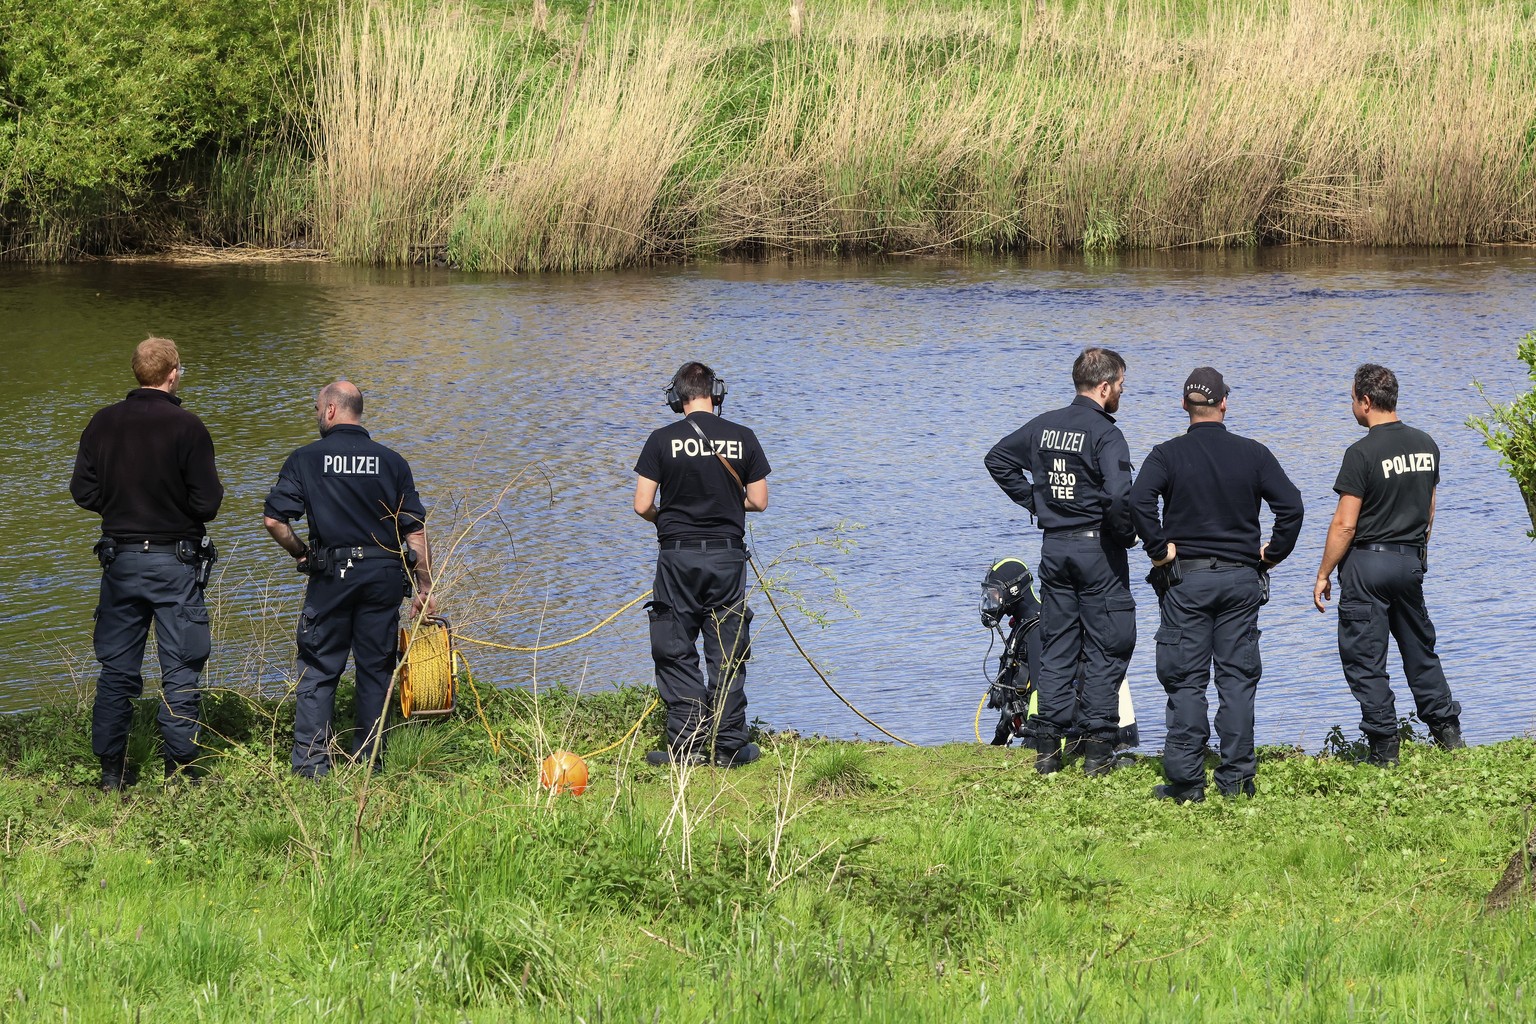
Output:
[{"xmin": 539, "ymin": 750, "xmax": 589, "ymax": 796}]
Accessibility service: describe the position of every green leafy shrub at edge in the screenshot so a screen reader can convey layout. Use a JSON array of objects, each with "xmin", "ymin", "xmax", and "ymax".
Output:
[{"xmin": 1469, "ymin": 330, "xmax": 1536, "ymax": 540}]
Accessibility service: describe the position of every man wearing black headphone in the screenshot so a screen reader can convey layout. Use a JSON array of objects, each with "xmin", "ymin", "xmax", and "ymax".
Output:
[{"xmin": 633, "ymin": 362, "xmax": 771, "ymax": 768}]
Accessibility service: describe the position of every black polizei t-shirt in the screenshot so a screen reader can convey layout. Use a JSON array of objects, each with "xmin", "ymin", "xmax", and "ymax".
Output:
[
  {"xmin": 1332, "ymin": 420, "xmax": 1440, "ymax": 546},
  {"xmin": 634, "ymin": 411, "xmax": 770, "ymax": 542}
]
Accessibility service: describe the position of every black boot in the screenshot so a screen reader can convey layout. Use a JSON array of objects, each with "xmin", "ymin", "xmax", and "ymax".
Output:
[
  {"xmin": 99, "ymin": 756, "xmax": 127, "ymax": 793},
  {"xmin": 1430, "ymin": 721, "xmax": 1466, "ymax": 750},
  {"xmin": 164, "ymin": 758, "xmax": 202, "ymax": 785},
  {"xmin": 1082, "ymin": 739, "xmax": 1117, "ymax": 776},
  {"xmin": 1366, "ymin": 734, "xmax": 1400, "ymax": 767},
  {"xmin": 1218, "ymin": 777, "xmax": 1257, "ymax": 799},
  {"xmin": 1033, "ymin": 732, "xmax": 1063, "ymax": 776},
  {"xmin": 714, "ymin": 742, "xmax": 761, "ymax": 769},
  {"xmin": 644, "ymin": 748, "xmax": 706, "ymax": 767}
]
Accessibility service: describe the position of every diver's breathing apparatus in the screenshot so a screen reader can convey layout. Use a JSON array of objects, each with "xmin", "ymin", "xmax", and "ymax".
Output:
[
  {"xmin": 978, "ymin": 557, "xmax": 1139, "ymax": 750},
  {"xmin": 980, "ymin": 558, "xmax": 1044, "ymax": 746}
]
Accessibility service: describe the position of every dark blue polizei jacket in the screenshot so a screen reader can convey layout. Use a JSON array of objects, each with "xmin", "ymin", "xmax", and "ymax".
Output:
[
  {"xmin": 1130, "ymin": 421, "xmax": 1304, "ymax": 567},
  {"xmin": 263, "ymin": 424, "xmax": 425, "ymax": 550},
  {"xmin": 985, "ymin": 394, "xmax": 1137, "ymax": 546}
]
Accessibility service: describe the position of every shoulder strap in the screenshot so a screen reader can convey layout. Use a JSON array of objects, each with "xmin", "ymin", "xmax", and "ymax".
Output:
[{"xmin": 685, "ymin": 417, "xmax": 746, "ymax": 496}]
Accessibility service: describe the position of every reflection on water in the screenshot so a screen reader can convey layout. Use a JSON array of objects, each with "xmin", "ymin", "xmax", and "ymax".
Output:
[{"xmin": 2, "ymin": 249, "xmax": 1534, "ymax": 750}]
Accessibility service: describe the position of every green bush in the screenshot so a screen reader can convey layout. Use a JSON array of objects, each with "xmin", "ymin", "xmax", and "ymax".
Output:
[
  {"xmin": 0, "ymin": 0, "xmax": 315, "ymax": 254},
  {"xmin": 1470, "ymin": 330, "xmax": 1536, "ymax": 539}
]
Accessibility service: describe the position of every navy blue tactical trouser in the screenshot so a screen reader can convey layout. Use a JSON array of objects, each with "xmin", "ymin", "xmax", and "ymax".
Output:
[
  {"xmin": 1032, "ymin": 533, "xmax": 1135, "ymax": 740},
  {"xmin": 1155, "ymin": 565, "xmax": 1264, "ymax": 794},
  {"xmin": 92, "ymin": 551, "xmax": 210, "ymax": 764},
  {"xmin": 1337, "ymin": 548, "xmax": 1460, "ymax": 740},
  {"xmin": 648, "ymin": 545, "xmax": 753, "ymax": 758},
  {"xmin": 292, "ymin": 561, "xmax": 404, "ymax": 775}
]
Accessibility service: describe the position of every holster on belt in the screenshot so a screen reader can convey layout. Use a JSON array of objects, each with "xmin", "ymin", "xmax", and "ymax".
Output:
[
  {"xmin": 402, "ymin": 546, "xmax": 419, "ymax": 598},
  {"xmin": 195, "ymin": 538, "xmax": 219, "ymax": 587},
  {"xmin": 1146, "ymin": 559, "xmax": 1181, "ymax": 600},
  {"xmin": 93, "ymin": 537, "xmax": 117, "ymax": 569},
  {"xmin": 297, "ymin": 544, "xmax": 330, "ymax": 578}
]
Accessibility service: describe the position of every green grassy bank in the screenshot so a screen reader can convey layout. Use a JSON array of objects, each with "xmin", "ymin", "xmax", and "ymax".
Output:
[
  {"xmin": 3, "ymin": 686, "xmax": 1535, "ymax": 1021},
  {"xmin": 4, "ymin": 0, "xmax": 1536, "ymax": 266}
]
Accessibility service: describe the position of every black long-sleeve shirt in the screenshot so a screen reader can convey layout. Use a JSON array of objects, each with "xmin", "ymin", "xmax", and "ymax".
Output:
[
  {"xmin": 70, "ymin": 388, "xmax": 223, "ymax": 542},
  {"xmin": 985, "ymin": 395, "xmax": 1137, "ymax": 545},
  {"xmin": 1130, "ymin": 421, "xmax": 1303, "ymax": 566}
]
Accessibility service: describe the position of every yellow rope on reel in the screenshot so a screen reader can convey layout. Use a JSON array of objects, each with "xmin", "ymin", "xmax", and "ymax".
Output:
[{"xmin": 399, "ymin": 615, "xmax": 456, "ymax": 719}]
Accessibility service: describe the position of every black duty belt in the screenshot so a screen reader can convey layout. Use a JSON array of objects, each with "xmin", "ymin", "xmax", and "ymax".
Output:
[
  {"xmin": 661, "ymin": 538, "xmax": 744, "ymax": 551},
  {"xmin": 1045, "ymin": 528, "xmax": 1100, "ymax": 539},
  {"xmin": 1175, "ymin": 556, "xmax": 1252, "ymax": 573},
  {"xmin": 1354, "ymin": 542, "xmax": 1422, "ymax": 556},
  {"xmin": 328, "ymin": 545, "xmax": 402, "ymax": 560},
  {"xmin": 111, "ymin": 539, "xmax": 181, "ymax": 554}
]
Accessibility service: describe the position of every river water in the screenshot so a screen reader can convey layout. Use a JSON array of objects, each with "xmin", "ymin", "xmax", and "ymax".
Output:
[{"xmin": 3, "ymin": 249, "xmax": 1534, "ymax": 750}]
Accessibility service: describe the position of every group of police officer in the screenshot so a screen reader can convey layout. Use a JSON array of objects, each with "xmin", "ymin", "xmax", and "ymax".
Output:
[
  {"xmin": 71, "ymin": 340, "xmax": 769, "ymax": 791},
  {"xmin": 71, "ymin": 337, "xmax": 1460, "ymax": 799},
  {"xmin": 987, "ymin": 347, "xmax": 1464, "ymax": 803},
  {"xmin": 72, "ymin": 338, "xmax": 434, "ymax": 789}
]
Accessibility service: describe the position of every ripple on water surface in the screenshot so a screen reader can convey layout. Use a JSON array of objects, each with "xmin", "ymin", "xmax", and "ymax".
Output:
[{"xmin": 3, "ymin": 250, "xmax": 1534, "ymax": 749}]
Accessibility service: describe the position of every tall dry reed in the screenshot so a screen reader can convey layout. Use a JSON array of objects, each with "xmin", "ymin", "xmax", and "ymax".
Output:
[
  {"xmin": 307, "ymin": 1, "xmax": 510, "ymax": 264},
  {"xmin": 294, "ymin": 0, "xmax": 1536, "ymax": 267},
  {"xmin": 445, "ymin": 9, "xmax": 712, "ymax": 272}
]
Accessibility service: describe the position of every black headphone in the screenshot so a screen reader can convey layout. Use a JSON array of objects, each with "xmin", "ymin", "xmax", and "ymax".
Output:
[{"xmin": 664, "ymin": 365, "xmax": 728, "ymax": 413}]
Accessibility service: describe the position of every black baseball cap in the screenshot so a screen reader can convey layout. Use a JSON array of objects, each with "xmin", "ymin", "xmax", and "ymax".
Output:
[{"xmin": 1184, "ymin": 367, "xmax": 1230, "ymax": 406}]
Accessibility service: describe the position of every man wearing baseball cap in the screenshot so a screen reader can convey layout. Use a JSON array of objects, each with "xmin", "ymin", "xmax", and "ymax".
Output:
[{"xmin": 1130, "ymin": 367, "xmax": 1304, "ymax": 802}]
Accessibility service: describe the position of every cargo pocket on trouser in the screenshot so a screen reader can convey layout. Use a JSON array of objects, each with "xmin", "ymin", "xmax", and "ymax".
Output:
[
  {"xmin": 1101, "ymin": 591, "xmax": 1137, "ymax": 661},
  {"xmin": 178, "ymin": 606, "xmax": 212, "ymax": 666},
  {"xmin": 648, "ymin": 604, "xmax": 695, "ymax": 672},
  {"xmin": 1154, "ymin": 626, "xmax": 1184, "ymax": 690},
  {"xmin": 1241, "ymin": 627, "xmax": 1263, "ymax": 681},
  {"xmin": 295, "ymin": 609, "xmax": 318, "ymax": 662},
  {"xmin": 1338, "ymin": 601, "xmax": 1384, "ymax": 669},
  {"xmin": 717, "ymin": 603, "xmax": 753, "ymax": 668},
  {"xmin": 91, "ymin": 604, "xmax": 106, "ymax": 661}
]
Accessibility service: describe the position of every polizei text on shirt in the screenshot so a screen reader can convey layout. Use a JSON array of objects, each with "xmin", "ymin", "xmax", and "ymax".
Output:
[
  {"xmin": 670, "ymin": 438, "xmax": 745, "ymax": 460},
  {"xmin": 1381, "ymin": 452, "xmax": 1435, "ymax": 479},
  {"xmin": 1040, "ymin": 429, "xmax": 1086, "ymax": 454}
]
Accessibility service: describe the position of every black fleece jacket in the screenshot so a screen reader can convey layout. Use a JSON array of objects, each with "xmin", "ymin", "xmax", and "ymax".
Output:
[
  {"xmin": 1130, "ymin": 421, "xmax": 1303, "ymax": 567},
  {"xmin": 71, "ymin": 388, "xmax": 223, "ymax": 542}
]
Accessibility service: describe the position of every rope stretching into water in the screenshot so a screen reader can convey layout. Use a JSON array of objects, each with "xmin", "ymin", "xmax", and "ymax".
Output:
[
  {"xmin": 745, "ymin": 553, "xmax": 918, "ymax": 748},
  {"xmin": 422, "ymin": 560, "xmax": 916, "ymax": 754}
]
